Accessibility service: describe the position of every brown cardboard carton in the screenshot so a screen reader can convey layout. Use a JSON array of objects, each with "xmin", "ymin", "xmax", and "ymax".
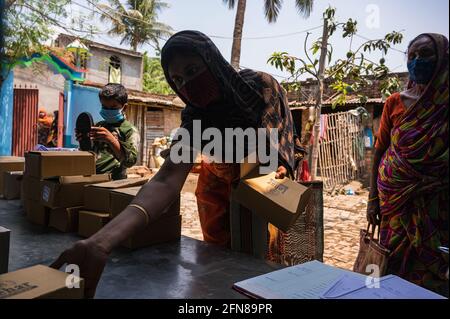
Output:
[
  {"xmin": 25, "ymin": 199, "xmax": 50, "ymax": 226},
  {"xmin": 122, "ymin": 214, "xmax": 182, "ymax": 249},
  {"xmin": 234, "ymin": 171, "xmax": 313, "ymax": 232},
  {"xmin": 49, "ymin": 206, "xmax": 83, "ymax": 233},
  {"xmin": 22, "ymin": 175, "xmax": 43, "ymax": 201},
  {"xmin": 84, "ymin": 177, "xmax": 150, "ymax": 213},
  {"xmin": 0, "ymin": 156, "xmax": 25, "ymax": 195},
  {"xmin": 41, "ymin": 174, "xmax": 111, "ymax": 209},
  {"xmin": 110, "ymin": 186, "xmax": 142, "ymax": 218},
  {"xmin": 2, "ymin": 171, "xmax": 23, "ymax": 200},
  {"xmin": 78, "ymin": 211, "xmax": 110, "ymax": 238},
  {"xmin": 24, "ymin": 151, "xmax": 95, "ymax": 179},
  {"xmin": 0, "ymin": 226, "xmax": 10, "ymax": 274},
  {"xmin": 110, "ymin": 187, "xmax": 180, "ymax": 219},
  {"xmin": 0, "ymin": 265, "xmax": 84, "ymax": 299},
  {"xmin": 109, "ymin": 185, "xmax": 179, "ymax": 218}
]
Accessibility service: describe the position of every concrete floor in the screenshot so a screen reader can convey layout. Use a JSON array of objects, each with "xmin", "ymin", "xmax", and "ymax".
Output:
[{"xmin": 1, "ymin": 199, "xmax": 279, "ymax": 299}]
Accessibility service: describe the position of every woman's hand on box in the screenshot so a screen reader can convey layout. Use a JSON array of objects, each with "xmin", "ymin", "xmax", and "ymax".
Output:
[{"xmin": 50, "ymin": 239, "xmax": 109, "ymax": 299}]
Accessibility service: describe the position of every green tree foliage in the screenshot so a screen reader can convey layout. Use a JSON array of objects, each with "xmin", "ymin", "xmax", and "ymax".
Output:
[
  {"xmin": 268, "ymin": 6, "xmax": 404, "ymax": 108},
  {"xmin": 1, "ymin": 0, "xmax": 95, "ymax": 80},
  {"xmin": 142, "ymin": 53, "xmax": 173, "ymax": 95},
  {"xmin": 98, "ymin": 0, "xmax": 172, "ymax": 52}
]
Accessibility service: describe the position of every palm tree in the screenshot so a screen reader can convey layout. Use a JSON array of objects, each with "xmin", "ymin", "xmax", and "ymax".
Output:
[
  {"xmin": 223, "ymin": 0, "xmax": 314, "ymax": 69},
  {"xmin": 98, "ymin": 0, "xmax": 172, "ymax": 52}
]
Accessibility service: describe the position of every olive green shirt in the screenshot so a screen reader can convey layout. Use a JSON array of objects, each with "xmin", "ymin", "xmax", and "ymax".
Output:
[{"xmin": 93, "ymin": 119, "xmax": 140, "ymax": 180}]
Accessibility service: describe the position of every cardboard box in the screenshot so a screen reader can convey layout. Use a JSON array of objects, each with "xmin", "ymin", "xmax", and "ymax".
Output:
[
  {"xmin": 110, "ymin": 186, "xmax": 142, "ymax": 218},
  {"xmin": 108, "ymin": 185, "xmax": 179, "ymax": 217},
  {"xmin": 24, "ymin": 151, "xmax": 95, "ymax": 179},
  {"xmin": 0, "ymin": 265, "xmax": 84, "ymax": 299},
  {"xmin": 0, "ymin": 226, "xmax": 10, "ymax": 274},
  {"xmin": 110, "ymin": 187, "xmax": 180, "ymax": 219},
  {"xmin": 49, "ymin": 206, "xmax": 83, "ymax": 233},
  {"xmin": 41, "ymin": 174, "xmax": 111, "ymax": 209},
  {"xmin": 25, "ymin": 199, "xmax": 50, "ymax": 226},
  {"xmin": 234, "ymin": 170, "xmax": 313, "ymax": 232},
  {"xmin": 21, "ymin": 175, "xmax": 43, "ymax": 201},
  {"xmin": 0, "ymin": 156, "xmax": 25, "ymax": 195},
  {"xmin": 2, "ymin": 171, "xmax": 23, "ymax": 200},
  {"xmin": 84, "ymin": 177, "xmax": 150, "ymax": 213},
  {"xmin": 122, "ymin": 214, "xmax": 182, "ymax": 250},
  {"xmin": 78, "ymin": 211, "xmax": 110, "ymax": 238}
]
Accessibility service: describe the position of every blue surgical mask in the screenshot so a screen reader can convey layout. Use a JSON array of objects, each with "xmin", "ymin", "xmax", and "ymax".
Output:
[
  {"xmin": 407, "ymin": 57, "xmax": 436, "ymax": 84},
  {"xmin": 100, "ymin": 108, "xmax": 124, "ymax": 123}
]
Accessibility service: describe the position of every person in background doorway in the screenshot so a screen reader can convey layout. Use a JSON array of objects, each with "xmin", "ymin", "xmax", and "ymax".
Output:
[
  {"xmin": 37, "ymin": 108, "xmax": 53, "ymax": 146},
  {"xmin": 367, "ymin": 33, "xmax": 448, "ymax": 296},
  {"xmin": 76, "ymin": 83, "xmax": 140, "ymax": 180},
  {"xmin": 47, "ymin": 110, "xmax": 59, "ymax": 147}
]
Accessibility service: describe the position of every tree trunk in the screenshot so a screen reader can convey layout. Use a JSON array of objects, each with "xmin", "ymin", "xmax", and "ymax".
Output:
[
  {"xmin": 230, "ymin": 0, "xmax": 247, "ymax": 70},
  {"xmin": 310, "ymin": 19, "xmax": 329, "ymax": 181}
]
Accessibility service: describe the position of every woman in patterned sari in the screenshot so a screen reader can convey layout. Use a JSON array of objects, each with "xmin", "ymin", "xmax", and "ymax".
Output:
[{"xmin": 367, "ymin": 33, "xmax": 448, "ymax": 296}]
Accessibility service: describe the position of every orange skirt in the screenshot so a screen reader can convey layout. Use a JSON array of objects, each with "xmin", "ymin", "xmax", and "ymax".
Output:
[{"xmin": 195, "ymin": 161, "xmax": 240, "ymax": 248}]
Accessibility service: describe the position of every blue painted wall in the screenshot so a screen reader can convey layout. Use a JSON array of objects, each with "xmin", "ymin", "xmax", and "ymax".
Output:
[
  {"xmin": 64, "ymin": 83, "xmax": 103, "ymax": 148},
  {"xmin": 0, "ymin": 70, "xmax": 14, "ymax": 155}
]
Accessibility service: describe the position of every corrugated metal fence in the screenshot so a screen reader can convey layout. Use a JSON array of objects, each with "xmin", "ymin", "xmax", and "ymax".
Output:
[
  {"xmin": 318, "ymin": 111, "xmax": 365, "ymax": 191},
  {"xmin": 12, "ymin": 86, "xmax": 39, "ymax": 157}
]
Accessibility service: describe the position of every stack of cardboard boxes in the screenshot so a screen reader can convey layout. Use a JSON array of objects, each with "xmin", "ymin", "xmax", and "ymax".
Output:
[
  {"xmin": 82, "ymin": 177, "xmax": 182, "ymax": 249},
  {"xmin": 111, "ymin": 187, "xmax": 181, "ymax": 249},
  {"xmin": 42, "ymin": 174, "xmax": 111, "ymax": 232},
  {"xmin": 80, "ymin": 177, "xmax": 150, "ymax": 238},
  {"xmin": 0, "ymin": 156, "xmax": 25, "ymax": 200},
  {"xmin": 21, "ymin": 151, "xmax": 98, "ymax": 226}
]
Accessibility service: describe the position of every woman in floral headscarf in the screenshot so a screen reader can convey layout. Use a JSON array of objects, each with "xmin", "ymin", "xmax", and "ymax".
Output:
[{"xmin": 367, "ymin": 33, "xmax": 449, "ymax": 296}]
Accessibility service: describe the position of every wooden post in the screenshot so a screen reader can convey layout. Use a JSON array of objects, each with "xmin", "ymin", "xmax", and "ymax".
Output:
[{"xmin": 310, "ymin": 19, "xmax": 330, "ymax": 180}]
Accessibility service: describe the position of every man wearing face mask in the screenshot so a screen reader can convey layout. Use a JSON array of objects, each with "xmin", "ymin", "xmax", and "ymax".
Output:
[{"xmin": 76, "ymin": 83, "xmax": 140, "ymax": 180}]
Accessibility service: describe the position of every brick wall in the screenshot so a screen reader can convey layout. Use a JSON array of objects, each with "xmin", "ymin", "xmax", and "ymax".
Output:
[
  {"xmin": 86, "ymin": 47, "xmax": 143, "ymax": 91},
  {"xmin": 55, "ymin": 34, "xmax": 143, "ymax": 91}
]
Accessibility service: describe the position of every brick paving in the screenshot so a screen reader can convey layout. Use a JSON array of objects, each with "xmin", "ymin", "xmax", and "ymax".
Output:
[
  {"xmin": 180, "ymin": 174, "xmax": 369, "ymax": 270},
  {"xmin": 323, "ymin": 190, "xmax": 369, "ymax": 270}
]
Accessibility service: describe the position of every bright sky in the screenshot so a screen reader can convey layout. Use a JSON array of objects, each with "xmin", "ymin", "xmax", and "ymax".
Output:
[{"xmin": 68, "ymin": 0, "xmax": 449, "ymax": 81}]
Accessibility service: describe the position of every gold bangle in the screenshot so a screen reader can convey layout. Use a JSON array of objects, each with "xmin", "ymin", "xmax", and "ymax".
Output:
[
  {"xmin": 368, "ymin": 196, "xmax": 379, "ymax": 202},
  {"xmin": 128, "ymin": 204, "xmax": 149, "ymax": 226}
]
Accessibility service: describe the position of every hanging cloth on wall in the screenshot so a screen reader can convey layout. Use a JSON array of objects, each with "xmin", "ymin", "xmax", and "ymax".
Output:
[{"xmin": 109, "ymin": 66, "xmax": 121, "ymax": 84}]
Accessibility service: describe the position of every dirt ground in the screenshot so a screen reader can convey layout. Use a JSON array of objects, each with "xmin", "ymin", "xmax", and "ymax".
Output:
[{"xmin": 180, "ymin": 174, "xmax": 368, "ymax": 271}]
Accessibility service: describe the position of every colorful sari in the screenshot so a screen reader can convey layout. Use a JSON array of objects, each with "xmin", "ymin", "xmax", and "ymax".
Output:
[{"xmin": 377, "ymin": 33, "xmax": 449, "ymax": 295}]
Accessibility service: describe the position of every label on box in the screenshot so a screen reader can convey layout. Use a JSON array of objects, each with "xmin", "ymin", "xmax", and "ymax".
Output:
[
  {"xmin": 266, "ymin": 178, "xmax": 288, "ymax": 195},
  {"xmin": 42, "ymin": 185, "xmax": 50, "ymax": 203},
  {"xmin": 0, "ymin": 281, "xmax": 38, "ymax": 298}
]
